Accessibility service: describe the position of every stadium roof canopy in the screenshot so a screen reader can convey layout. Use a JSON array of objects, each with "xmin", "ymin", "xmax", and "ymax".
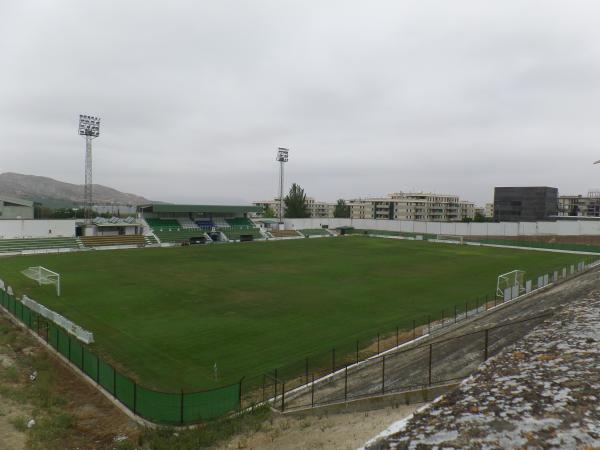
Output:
[
  {"xmin": 0, "ymin": 195, "xmax": 33, "ymax": 207},
  {"xmin": 138, "ymin": 203, "xmax": 261, "ymax": 214}
]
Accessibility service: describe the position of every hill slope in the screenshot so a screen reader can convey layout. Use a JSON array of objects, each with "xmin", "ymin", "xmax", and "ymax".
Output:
[{"xmin": 0, "ymin": 172, "xmax": 150, "ymax": 208}]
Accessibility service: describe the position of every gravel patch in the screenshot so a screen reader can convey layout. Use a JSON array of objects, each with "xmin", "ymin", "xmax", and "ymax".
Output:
[{"xmin": 366, "ymin": 290, "xmax": 600, "ymax": 449}]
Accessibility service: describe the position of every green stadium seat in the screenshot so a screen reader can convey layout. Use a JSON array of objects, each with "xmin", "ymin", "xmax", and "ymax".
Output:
[{"xmin": 0, "ymin": 237, "xmax": 80, "ymax": 253}]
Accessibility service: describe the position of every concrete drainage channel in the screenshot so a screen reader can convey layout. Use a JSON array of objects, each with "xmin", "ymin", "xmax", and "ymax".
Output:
[{"xmin": 262, "ymin": 262, "xmax": 600, "ymax": 415}]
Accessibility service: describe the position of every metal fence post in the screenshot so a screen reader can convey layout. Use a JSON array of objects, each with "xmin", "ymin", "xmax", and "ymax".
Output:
[
  {"xmin": 465, "ymin": 301, "xmax": 468, "ymax": 319},
  {"xmin": 454, "ymin": 305, "xmax": 457, "ymax": 323},
  {"xmin": 428, "ymin": 344, "xmax": 433, "ymax": 386},
  {"xmin": 344, "ymin": 364, "xmax": 348, "ymax": 401},
  {"xmin": 381, "ymin": 355, "xmax": 385, "ymax": 394},
  {"xmin": 485, "ymin": 294, "xmax": 489, "ymax": 311},
  {"xmin": 238, "ymin": 377, "xmax": 244, "ymax": 411},
  {"xmin": 311, "ymin": 374, "xmax": 315, "ymax": 407},
  {"xmin": 484, "ymin": 329, "xmax": 489, "ymax": 361},
  {"xmin": 377, "ymin": 333, "xmax": 380, "ymax": 354},
  {"xmin": 274, "ymin": 369, "xmax": 278, "ymax": 403},
  {"xmin": 281, "ymin": 383, "xmax": 285, "ymax": 412},
  {"xmin": 305, "ymin": 358, "xmax": 309, "ymax": 385},
  {"xmin": 332, "ymin": 348, "xmax": 336, "ymax": 373},
  {"xmin": 180, "ymin": 389, "xmax": 184, "ymax": 425}
]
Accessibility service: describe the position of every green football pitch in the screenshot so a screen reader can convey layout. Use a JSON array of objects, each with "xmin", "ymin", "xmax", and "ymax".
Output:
[{"xmin": 0, "ymin": 237, "xmax": 583, "ymax": 391}]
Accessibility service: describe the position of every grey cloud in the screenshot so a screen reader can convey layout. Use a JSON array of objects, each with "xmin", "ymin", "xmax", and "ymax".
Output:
[{"xmin": 2, "ymin": 0, "xmax": 600, "ymax": 205}]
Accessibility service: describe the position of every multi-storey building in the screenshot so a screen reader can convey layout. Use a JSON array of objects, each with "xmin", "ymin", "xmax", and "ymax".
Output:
[
  {"xmin": 493, "ymin": 186, "xmax": 558, "ymax": 222},
  {"xmin": 347, "ymin": 192, "xmax": 475, "ymax": 221},
  {"xmin": 484, "ymin": 203, "xmax": 494, "ymax": 219},
  {"xmin": 558, "ymin": 191, "xmax": 600, "ymax": 217},
  {"xmin": 253, "ymin": 197, "xmax": 335, "ymax": 218}
]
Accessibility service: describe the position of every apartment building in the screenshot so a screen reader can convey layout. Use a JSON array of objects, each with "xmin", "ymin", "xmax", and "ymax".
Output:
[
  {"xmin": 253, "ymin": 197, "xmax": 335, "ymax": 218},
  {"xmin": 559, "ymin": 192, "xmax": 600, "ymax": 217},
  {"xmin": 347, "ymin": 192, "xmax": 476, "ymax": 221}
]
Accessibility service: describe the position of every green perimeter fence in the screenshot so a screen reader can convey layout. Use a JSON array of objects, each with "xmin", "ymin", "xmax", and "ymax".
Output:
[
  {"xmin": 0, "ymin": 288, "xmax": 241, "ymax": 425},
  {"xmin": 240, "ymin": 255, "xmax": 600, "ymax": 409}
]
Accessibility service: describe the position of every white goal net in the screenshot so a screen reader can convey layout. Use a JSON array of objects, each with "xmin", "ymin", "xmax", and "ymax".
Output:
[
  {"xmin": 496, "ymin": 269, "xmax": 525, "ymax": 299},
  {"xmin": 436, "ymin": 235, "xmax": 464, "ymax": 244},
  {"xmin": 22, "ymin": 266, "xmax": 61, "ymax": 296}
]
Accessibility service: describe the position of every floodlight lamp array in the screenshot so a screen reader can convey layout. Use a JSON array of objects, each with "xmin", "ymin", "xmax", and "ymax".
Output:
[
  {"xmin": 276, "ymin": 147, "xmax": 289, "ymax": 162},
  {"xmin": 78, "ymin": 115, "xmax": 100, "ymax": 137}
]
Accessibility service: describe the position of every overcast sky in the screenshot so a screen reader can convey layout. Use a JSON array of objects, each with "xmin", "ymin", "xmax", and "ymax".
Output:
[{"xmin": 2, "ymin": 1, "xmax": 600, "ymax": 205}]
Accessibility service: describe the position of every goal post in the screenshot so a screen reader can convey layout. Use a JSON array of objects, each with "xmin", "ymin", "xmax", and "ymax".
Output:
[
  {"xmin": 496, "ymin": 269, "xmax": 525, "ymax": 298},
  {"xmin": 22, "ymin": 266, "xmax": 61, "ymax": 296},
  {"xmin": 436, "ymin": 235, "xmax": 464, "ymax": 244}
]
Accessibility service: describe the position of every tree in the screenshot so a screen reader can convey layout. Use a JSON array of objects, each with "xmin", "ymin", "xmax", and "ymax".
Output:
[
  {"xmin": 333, "ymin": 199, "xmax": 350, "ymax": 218},
  {"xmin": 284, "ymin": 183, "xmax": 309, "ymax": 218},
  {"xmin": 474, "ymin": 212, "xmax": 486, "ymax": 222},
  {"xmin": 263, "ymin": 205, "xmax": 276, "ymax": 218}
]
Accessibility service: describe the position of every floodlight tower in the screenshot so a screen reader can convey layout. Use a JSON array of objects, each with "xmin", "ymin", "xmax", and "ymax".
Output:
[
  {"xmin": 276, "ymin": 147, "xmax": 289, "ymax": 224},
  {"xmin": 78, "ymin": 115, "xmax": 100, "ymax": 223}
]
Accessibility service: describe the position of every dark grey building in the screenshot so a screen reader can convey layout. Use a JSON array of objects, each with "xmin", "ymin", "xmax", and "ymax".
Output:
[{"xmin": 494, "ymin": 187, "xmax": 558, "ymax": 222}]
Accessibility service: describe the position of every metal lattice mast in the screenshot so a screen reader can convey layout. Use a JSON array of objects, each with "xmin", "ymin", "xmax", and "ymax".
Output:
[
  {"xmin": 84, "ymin": 136, "xmax": 93, "ymax": 221},
  {"xmin": 276, "ymin": 147, "xmax": 289, "ymax": 223},
  {"xmin": 78, "ymin": 115, "xmax": 100, "ymax": 223}
]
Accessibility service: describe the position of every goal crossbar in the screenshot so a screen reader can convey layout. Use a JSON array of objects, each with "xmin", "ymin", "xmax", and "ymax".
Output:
[
  {"xmin": 496, "ymin": 269, "xmax": 525, "ymax": 298},
  {"xmin": 22, "ymin": 266, "xmax": 61, "ymax": 296},
  {"xmin": 436, "ymin": 234, "xmax": 464, "ymax": 244}
]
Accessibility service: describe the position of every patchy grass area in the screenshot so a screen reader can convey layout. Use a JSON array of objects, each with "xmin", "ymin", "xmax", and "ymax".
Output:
[
  {"xmin": 0, "ymin": 237, "xmax": 584, "ymax": 391},
  {"xmin": 0, "ymin": 314, "xmax": 138, "ymax": 449}
]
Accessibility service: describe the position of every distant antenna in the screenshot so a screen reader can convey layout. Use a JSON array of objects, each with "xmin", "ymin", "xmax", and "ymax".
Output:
[
  {"xmin": 78, "ymin": 115, "xmax": 100, "ymax": 224},
  {"xmin": 276, "ymin": 147, "xmax": 289, "ymax": 224}
]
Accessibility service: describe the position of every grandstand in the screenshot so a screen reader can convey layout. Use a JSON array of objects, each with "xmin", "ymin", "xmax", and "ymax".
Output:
[
  {"xmin": 270, "ymin": 229, "xmax": 302, "ymax": 238},
  {"xmin": 139, "ymin": 203, "xmax": 262, "ymax": 244},
  {"xmin": 153, "ymin": 228, "xmax": 211, "ymax": 244},
  {"xmin": 220, "ymin": 227, "xmax": 263, "ymax": 241},
  {"xmin": 80, "ymin": 235, "xmax": 146, "ymax": 248},
  {"xmin": 0, "ymin": 237, "xmax": 80, "ymax": 254},
  {"xmin": 195, "ymin": 219, "xmax": 215, "ymax": 230},
  {"xmin": 145, "ymin": 218, "xmax": 181, "ymax": 231},
  {"xmin": 226, "ymin": 217, "xmax": 254, "ymax": 227},
  {"xmin": 177, "ymin": 217, "xmax": 199, "ymax": 229}
]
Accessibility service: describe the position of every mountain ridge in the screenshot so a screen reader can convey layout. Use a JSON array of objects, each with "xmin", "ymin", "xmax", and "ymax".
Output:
[{"xmin": 0, "ymin": 172, "xmax": 152, "ymax": 208}]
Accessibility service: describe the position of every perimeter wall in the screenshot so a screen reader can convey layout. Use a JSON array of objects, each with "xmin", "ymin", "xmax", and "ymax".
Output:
[
  {"xmin": 0, "ymin": 220, "xmax": 77, "ymax": 239},
  {"xmin": 284, "ymin": 218, "xmax": 600, "ymax": 237}
]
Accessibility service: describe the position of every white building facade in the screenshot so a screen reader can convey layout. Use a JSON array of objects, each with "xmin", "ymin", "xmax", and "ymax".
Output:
[
  {"xmin": 559, "ymin": 192, "xmax": 600, "ymax": 217},
  {"xmin": 253, "ymin": 197, "xmax": 336, "ymax": 218},
  {"xmin": 347, "ymin": 192, "xmax": 476, "ymax": 221}
]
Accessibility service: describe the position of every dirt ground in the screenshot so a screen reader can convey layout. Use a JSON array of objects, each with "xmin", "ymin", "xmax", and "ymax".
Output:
[
  {"xmin": 0, "ymin": 313, "xmax": 139, "ymax": 450},
  {"xmin": 0, "ymin": 395, "xmax": 29, "ymax": 450},
  {"xmin": 223, "ymin": 404, "xmax": 420, "ymax": 450}
]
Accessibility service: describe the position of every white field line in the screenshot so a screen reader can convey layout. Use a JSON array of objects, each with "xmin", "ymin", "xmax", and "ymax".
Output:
[{"xmin": 465, "ymin": 241, "xmax": 600, "ymax": 255}]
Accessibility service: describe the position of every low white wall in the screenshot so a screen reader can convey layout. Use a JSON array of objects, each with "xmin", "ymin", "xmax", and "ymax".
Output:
[
  {"xmin": 0, "ymin": 220, "xmax": 76, "ymax": 239},
  {"xmin": 284, "ymin": 218, "xmax": 600, "ymax": 237}
]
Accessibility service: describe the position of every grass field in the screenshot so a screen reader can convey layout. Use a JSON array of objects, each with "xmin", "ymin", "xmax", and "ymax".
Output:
[{"xmin": 0, "ymin": 237, "xmax": 584, "ymax": 391}]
